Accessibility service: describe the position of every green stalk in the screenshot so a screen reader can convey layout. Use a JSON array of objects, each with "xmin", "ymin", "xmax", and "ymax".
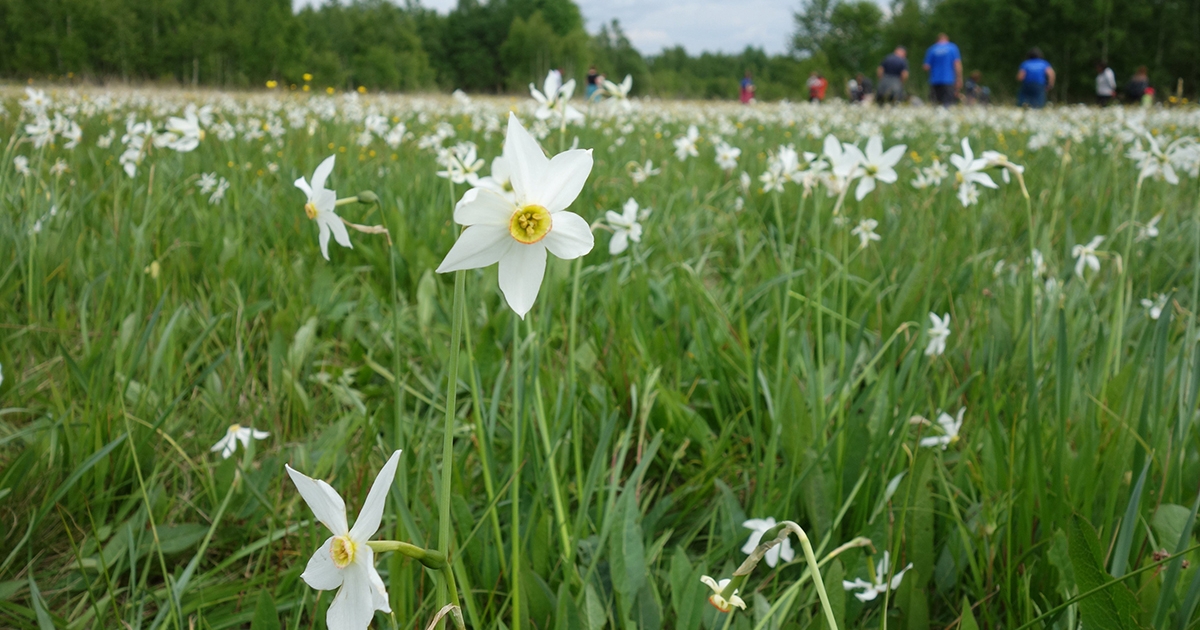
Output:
[
  {"xmin": 510, "ymin": 313, "xmax": 524, "ymax": 630},
  {"xmin": 438, "ymin": 175, "xmax": 467, "ymax": 627},
  {"xmin": 530, "ymin": 347, "xmax": 575, "ymax": 575},
  {"xmin": 567, "ymin": 257, "xmax": 585, "ymax": 517},
  {"xmin": 1110, "ymin": 177, "xmax": 1144, "ymax": 377}
]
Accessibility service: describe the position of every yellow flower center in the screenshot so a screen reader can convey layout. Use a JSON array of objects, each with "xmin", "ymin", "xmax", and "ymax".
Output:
[
  {"xmin": 955, "ymin": 172, "xmax": 964, "ymax": 185},
  {"xmin": 228, "ymin": 423, "xmax": 242, "ymax": 434},
  {"xmin": 865, "ymin": 164, "xmax": 878, "ymax": 175},
  {"xmin": 198, "ymin": 129, "xmax": 206, "ymax": 141},
  {"xmin": 304, "ymin": 202, "xmax": 319, "ymax": 220},
  {"xmin": 509, "ymin": 205, "xmax": 552, "ymax": 244},
  {"xmin": 329, "ymin": 535, "xmax": 357, "ymax": 569}
]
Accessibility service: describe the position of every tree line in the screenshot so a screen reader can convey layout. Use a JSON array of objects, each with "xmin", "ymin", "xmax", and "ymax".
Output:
[{"xmin": 1, "ymin": 0, "xmax": 1197, "ymax": 102}]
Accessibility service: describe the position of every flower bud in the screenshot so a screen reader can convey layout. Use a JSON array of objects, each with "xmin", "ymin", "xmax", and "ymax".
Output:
[{"xmin": 356, "ymin": 190, "xmax": 379, "ymax": 204}]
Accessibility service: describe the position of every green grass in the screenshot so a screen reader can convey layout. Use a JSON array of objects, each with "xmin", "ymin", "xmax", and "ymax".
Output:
[{"xmin": 2, "ymin": 88, "xmax": 1200, "ymax": 630}]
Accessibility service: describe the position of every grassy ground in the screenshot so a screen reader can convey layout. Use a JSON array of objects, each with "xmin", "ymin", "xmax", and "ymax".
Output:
[{"xmin": 1, "ymin": 88, "xmax": 1199, "ymax": 630}]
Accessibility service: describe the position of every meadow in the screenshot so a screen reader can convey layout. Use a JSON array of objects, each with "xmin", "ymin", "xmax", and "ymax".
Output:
[{"xmin": 1, "ymin": 82, "xmax": 1200, "ymax": 630}]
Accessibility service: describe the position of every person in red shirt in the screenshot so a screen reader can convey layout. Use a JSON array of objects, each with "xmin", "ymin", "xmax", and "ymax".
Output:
[{"xmin": 807, "ymin": 72, "xmax": 829, "ymax": 102}]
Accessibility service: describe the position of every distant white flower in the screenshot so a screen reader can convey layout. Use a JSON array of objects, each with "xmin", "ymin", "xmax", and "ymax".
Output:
[
  {"xmin": 209, "ymin": 177, "xmax": 230, "ymax": 205},
  {"xmin": 1141, "ymin": 293, "xmax": 1169, "ymax": 320},
  {"xmin": 436, "ymin": 113, "xmax": 594, "ymax": 318},
  {"xmin": 531, "ymin": 70, "xmax": 583, "ymax": 125},
  {"xmin": 1071, "ymin": 236, "xmax": 1104, "ymax": 278},
  {"xmin": 918, "ymin": 408, "xmax": 964, "ymax": 449},
  {"xmin": 760, "ymin": 165, "xmax": 787, "ymax": 193},
  {"xmin": 1132, "ymin": 135, "xmax": 1181, "ymax": 184},
  {"xmin": 850, "ymin": 218, "xmax": 881, "ymax": 249},
  {"xmin": 286, "ymin": 451, "xmax": 401, "ymax": 630},
  {"xmin": 50, "ymin": 159, "xmax": 69, "ymax": 177},
  {"xmin": 295, "ymin": 155, "xmax": 353, "ymax": 260},
  {"xmin": 165, "ymin": 108, "xmax": 205, "ymax": 152},
  {"xmin": 1137, "ymin": 213, "xmax": 1162, "ymax": 242},
  {"xmin": 210, "ymin": 424, "xmax": 269, "ymax": 459},
  {"xmin": 956, "ymin": 182, "xmax": 980, "ymax": 207},
  {"xmin": 13, "ymin": 155, "xmax": 31, "ymax": 176},
  {"xmin": 741, "ymin": 517, "xmax": 794, "ymax": 567},
  {"xmin": 26, "ymin": 115, "xmax": 55, "ymax": 148},
  {"xmin": 925, "ymin": 312, "xmax": 950, "ymax": 357},
  {"xmin": 629, "ymin": 159, "xmax": 660, "ymax": 184},
  {"xmin": 739, "ymin": 171, "xmax": 751, "ymax": 194},
  {"xmin": 198, "ymin": 172, "xmax": 219, "ymax": 195},
  {"xmin": 20, "ymin": 87, "xmax": 50, "ymax": 114},
  {"xmin": 606, "ymin": 198, "xmax": 646, "ymax": 255},
  {"xmin": 673, "ymin": 125, "xmax": 700, "ymax": 161},
  {"xmin": 1030, "ymin": 249, "xmax": 1046, "ymax": 278},
  {"xmin": 700, "ymin": 576, "xmax": 746, "ymax": 612},
  {"xmin": 982, "ymin": 150, "xmax": 1024, "ymax": 184},
  {"xmin": 843, "ymin": 551, "xmax": 912, "ymax": 602},
  {"xmin": 715, "ymin": 142, "xmax": 741, "ymax": 171},
  {"xmin": 602, "ymin": 74, "xmax": 634, "ymax": 109}
]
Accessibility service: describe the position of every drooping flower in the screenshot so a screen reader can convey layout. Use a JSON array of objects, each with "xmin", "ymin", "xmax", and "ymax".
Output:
[
  {"xmin": 842, "ymin": 551, "xmax": 912, "ymax": 602},
  {"xmin": 925, "ymin": 312, "xmax": 951, "ymax": 357},
  {"xmin": 981, "ymin": 150, "xmax": 1024, "ymax": 184},
  {"xmin": 606, "ymin": 198, "xmax": 646, "ymax": 255},
  {"xmin": 850, "ymin": 218, "xmax": 881, "ymax": 249},
  {"xmin": 741, "ymin": 517, "xmax": 794, "ymax": 568},
  {"xmin": 700, "ymin": 576, "xmax": 746, "ymax": 612},
  {"xmin": 1071, "ymin": 235, "xmax": 1104, "ymax": 278},
  {"xmin": 286, "ymin": 451, "xmax": 400, "ymax": 630},
  {"xmin": 436, "ymin": 113, "xmax": 594, "ymax": 318},
  {"xmin": 210, "ymin": 424, "xmax": 269, "ymax": 459},
  {"xmin": 918, "ymin": 408, "xmax": 964, "ymax": 449},
  {"xmin": 295, "ymin": 155, "xmax": 353, "ymax": 261}
]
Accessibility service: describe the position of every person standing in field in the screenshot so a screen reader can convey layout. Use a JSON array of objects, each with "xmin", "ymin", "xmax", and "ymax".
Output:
[
  {"xmin": 876, "ymin": 45, "xmax": 909, "ymax": 105},
  {"xmin": 1016, "ymin": 48, "xmax": 1054, "ymax": 108},
  {"xmin": 807, "ymin": 72, "xmax": 828, "ymax": 103},
  {"xmin": 923, "ymin": 33, "xmax": 962, "ymax": 106},
  {"xmin": 740, "ymin": 71, "xmax": 756, "ymax": 104},
  {"xmin": 1126, "ymin": 66, "xmax": 1150, "ymax": 103},
  {"xmin": 585, "ymin": 65, "xmax": 600, "ymax": 101},
  {"xmin": 1094, "ymin": 61, "xmax": 1116, "ymax": 106}
]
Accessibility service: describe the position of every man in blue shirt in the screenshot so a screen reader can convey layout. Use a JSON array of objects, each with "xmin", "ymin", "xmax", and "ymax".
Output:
[
  {"xmin": 923, "ymin": 33, "xmax": 962, "ymax": 106},
  {"xmin": 1016, "ymin": 48, "xmax": 1055, "ymax": 108}
]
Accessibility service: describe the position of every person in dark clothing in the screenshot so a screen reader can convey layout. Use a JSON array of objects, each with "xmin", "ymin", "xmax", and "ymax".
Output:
[
  {"xmin": 876, "ymin": 46, "xmax": 909, "ymax": 105},
  {"xmin": 1126, "ymin": 66, "xmax": 1150, "ymax": 103},
  {"xmin": 585, "ymin": 65, "xmax": 600, "ymax": 100},
  {"xmin": 963, "ymin": 71, "xmax": 991, "ymax": 104}
]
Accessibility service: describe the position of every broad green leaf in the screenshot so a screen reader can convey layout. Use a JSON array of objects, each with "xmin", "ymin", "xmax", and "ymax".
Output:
[
  {"xmin": 250, "ymin": 589, "xmax": 281, "ymax": 630},
  {"xmin": 960, "ymin": 596, "xmax": 979, "ymax": 630},
  {"xmin": 1068, "ymin": 514, "xmax": 1145, "ymax": 630}
]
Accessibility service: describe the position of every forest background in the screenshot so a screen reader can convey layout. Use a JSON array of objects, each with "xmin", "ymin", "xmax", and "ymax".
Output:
[{"xmin": 0, "ymin": 0, "xmax": 1197, "ymax": 105}]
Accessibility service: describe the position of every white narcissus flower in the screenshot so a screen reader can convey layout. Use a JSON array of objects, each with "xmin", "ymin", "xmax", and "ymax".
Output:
[
  {"xmin": 741, "ymin": 517, "xmax": 794, "ymax": 567},
  {"xmin": 836, "ymin": 136, "xmax": 907, "ymax": 201},
  {"xmin": 165, "ymin": 108, "xmax": 205, "ymax": 152},
  {"xmin": 436, "ymin": 113, "xmax": 594, "ymax": 318},
  {"xmin": 602, "ymin": 74, "xmax": 634, "ymax": 109},
  {"xmin": 700, "ymin": 576, "xmax": 746, "ymax": 612},
  {"xmin": 673, "ymin": 125, "xmax": 700, "ymax": 161},
  {"xmin": 286, "ymin": 451, "xmax": 401, "ymax": 630},
  {"xmin": 850, "ymin": 218, "xmax": 881, "ymax": 249},
  {"xmin": 295, "ymin": 155, "xmax": 352, "ymax": 261},
  {"xmin": 981, "ymin": 150, "xmax": 1024, "ymax": 184},
  {"xmin": 1137, "ymin": 213, "xmax": 1162, "ymax": 242},
  {"xmin": 629, "ymin": 159, "xmax": 660, "ymax": 185},
  {"xmin": 13, "ymin": 155, "xmax": 31, "ymax": 176},
  {"xmin": 925, "ymin": 312, "xmax": 950, "ymax": 357},
  {"xmin": 918, "ymin": 408, "xmax": 964, "ymax": 449},
  {"xmin": 842, "ymin": 551, "xmax": 912, "ymax": 602},
  {"xmin": 950, "ymin": 138, "xmax": 998, "ymax": 192},
  {"xmin": 1072, "ymin": 235, "xmax": 1104, "ymax": 278},
  {"xmin": 715, "ymin": 142, "xmax": 741, "ymax": 171},
  {"xmin": 606, "ymin": 198, "xmax": 646, "ymax": 255},
  {"xmin": 530, "ymin": 70, "xmax": 583, "ymax": 124},
  {"xmin": 210, "ymin": 424, "xmax": 269, "ymax": 459}
]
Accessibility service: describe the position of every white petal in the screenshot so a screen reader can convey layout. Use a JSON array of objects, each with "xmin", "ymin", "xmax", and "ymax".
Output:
[
  {"xmin": 855, "ymin": 176, "xmax": 876, "ymax": 201},
  {"xmin": 302, "ymin": 537, "xmax": 346, "ymax": 591},
  {"xmin": 765, "ymin": 543, "xmax": 781, "ymax": 567},
  {"xmin": 543, "ymin": 211, "xmax": 594, "ymax": 260},
  {"xmin": 779, "ymin": 538, "xmax": 795, "ymax": 563},
  {"xmin": 318, "ymin": 220, "xmax": 332, "ymax": 261},
  {"xmin": 359, "ymin": 546, "xmax": 391, "ymax": 613},
  {"xmin": 879, "ymin": 144, "xmax": 906, "ymax": 167},
  {"xmin": 320, "ymin": 213, "xmax": 353, "ymax": 250},
  {"xmin": 315, "ymin": 189, "xmax": 338, "ymax": 214},
  {"xmin": 498, "ymin": 243, "xmax": 547, "ymax": 319},
  {"xmin": 286, "ymin": 464, "xmax": 349, "ymax": 534},
  {"xmin": 294, "ymin": 177, "xmax": 313, "ymax": 199},
  {"xmin": 349, "ymin": 451, "xmax": 401, "ymax": 542},
  {"xmin": 311, "ymin": 155, "xmax": 337, "ymax": 193},
  {"xmin": 741, "ymin": 529, "xmax": 765, "ymax": 555},
  {"xmin": 742, "ymin": 518, "xmax": 775, "ymax": 530},
  {"xmin": 505, "ymin": 113, "xmax": 549, "ymax": 205},
  {"xmin": 210, "ymin": 433, "xmax": 234, "ymax": 455},
  {"xmin": 326, "ymin": 562, "xmax": 379, "ymax": 630},
  {"xmin": 537, "ymin": 149, "xmax": 593, "ymax": 213},
  {"xmin": 865, "ymin": 136, "xmax": 883, "ymax": 161},
  {"xmin": 436, "ymin": 225, "xmax": 513, "ymax": 273},
  {"xmin": 252, "ymin": 429, "xmax": 270, "ymax": 439},
  {"xmin": 609, "ymin": 230, "xmax": 629, "ymax": 255},
  {"xmin": 455, "ymin": 188, "xmax": 516, "ymax": 227}
]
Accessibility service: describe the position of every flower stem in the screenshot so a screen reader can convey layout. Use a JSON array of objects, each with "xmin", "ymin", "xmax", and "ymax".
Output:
[
  {"xmin": 510, "ymin": 313, "xmax": 524, "ymax": 630},
  {"xmin": 720, "ymin": 520, "xmax": 840, "ymax": 630},
  {"xmin": 438, "ymin": 176, "xmax": 466, "ymax": 628}
]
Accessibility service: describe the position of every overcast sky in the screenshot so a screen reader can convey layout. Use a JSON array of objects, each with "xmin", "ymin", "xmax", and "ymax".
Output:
[{"xmin": 296, "ymin": 0, "xmax": 799, "ymax": 55}]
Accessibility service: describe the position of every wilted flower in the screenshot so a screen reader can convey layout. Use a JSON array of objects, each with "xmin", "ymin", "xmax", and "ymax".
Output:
[{"xmin": 700, "ymin": 576, "xmax": 746, "ymax": 612}]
